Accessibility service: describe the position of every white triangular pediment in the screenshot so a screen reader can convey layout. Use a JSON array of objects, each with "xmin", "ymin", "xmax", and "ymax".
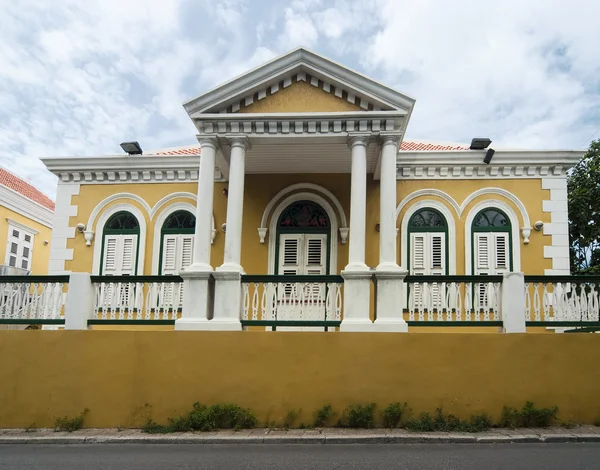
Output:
[{"xmin": 183, "ymin": 47, "xmax": 415, "ymax": 116}]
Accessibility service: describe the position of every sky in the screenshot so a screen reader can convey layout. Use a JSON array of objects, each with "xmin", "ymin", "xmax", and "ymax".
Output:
[{"xmin": 1, "ymin": 0, "xmax": 600, "ymax": 199}]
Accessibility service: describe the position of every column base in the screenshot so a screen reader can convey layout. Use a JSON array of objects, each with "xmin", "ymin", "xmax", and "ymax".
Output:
[
  {"xmin": 340, "ymin": 269, "xmax": 373, "ymax": 332},
  {"xmin": 374, "ymin": 269, "xmax": 408, "ymax": 332},
  {"xmin": 212, "ymin": 270, "xmax": 243, "ymax": 329},
  {"xmin": 175, "ymin": 269, "xmax": 214, "ymax": 330}
]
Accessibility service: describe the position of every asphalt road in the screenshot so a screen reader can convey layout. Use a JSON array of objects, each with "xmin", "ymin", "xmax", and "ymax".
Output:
[{"xmin": 1, "ymin": 444, "xmax": 599, "ymax": 469}]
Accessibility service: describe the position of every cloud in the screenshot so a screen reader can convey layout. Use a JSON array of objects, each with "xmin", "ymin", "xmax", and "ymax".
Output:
[{"xmin": 0, "ymin": 0, "xmax": 599, "ymax": 200}]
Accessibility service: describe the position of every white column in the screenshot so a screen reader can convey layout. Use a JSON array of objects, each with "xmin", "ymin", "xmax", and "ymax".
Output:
[
  {"xmin": 211, "ymin": 136, "xmax": 250, "ymax": 331},
  {"xmin": 377, "ymin": 134, "xmax": 401, "ymax": 271},
  {"xmin": 346, "ymin": 135, "xmax": 369, "ymax": 271},
  {"xmin": 218, "ymin": 136, "xmax": 249, "ymax": 272},
  {"xmin": 189, "ymin": 136, "xmax": 218, "ymax": 272},
  {"xmin": 175, "ymin": 135, "xmax": 218, "ymax": 330},
  {"xmin": 341, "ymin": 134, "xmax": 373, "ymax": 332},
  {"xmin": 373, "ymin": 133, "xmax": 408, "ymax": 332},
  {"xmin": 64, "ymin": 273, "xmax": 94, "ymax": 330}
]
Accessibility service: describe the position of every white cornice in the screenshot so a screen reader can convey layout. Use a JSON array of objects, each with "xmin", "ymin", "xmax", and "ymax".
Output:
[
  {"xmin": 192, "ymin": 111, "xmax": 407, "ymax": 137},
  {"xmin": 396, "ymin": 149, "xmax": 583, "ymax": 179},
  {"xmin": 183, "ymin": 47, "xmax": 416, "ymax": 115},
  {"xmin": 0, "ymin": 185, "xmax": 53, "ymax": 228},
  {"xmin": 42, "ymin": 154, "xmax": 224, "ymax": 184}
]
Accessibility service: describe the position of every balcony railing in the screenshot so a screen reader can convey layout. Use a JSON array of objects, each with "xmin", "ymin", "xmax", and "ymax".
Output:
[
  {"xmin": 0, "ymin": 275, "xmax": 69, "ymax": 325},
  {"xmin": 240, "ymin": 275, "xmax": 343, "ymax": 330},
  {"xmin": 404, "ymin": 275, "xmax": 503, "ymax": 326},
  {"xmin": 90, "ymin": 275, "xmax": 184, "ymax": 325},
  {"xmin": 525, "ymin": 276, "xmax": 600, "ymax": 330}
]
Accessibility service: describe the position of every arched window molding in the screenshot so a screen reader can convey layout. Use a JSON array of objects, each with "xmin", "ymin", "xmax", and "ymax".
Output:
[
  {"xmin": 151, "ymin": 202, "xmax": 207, "ymax": 275},
  {"xmin": 259, "ymin": 183, "xmax": 348, "ymax": 244},
  {"xmin": 92, "ymin": 203, "xmax": 147, "ymax": 275},
  {"xmin": 267, "ymin": 192, "xmax": 339, "ymax": 275},
  {"xmin": 464, "ymin": 199, "xmax": 521, "ymax": 274},
  {"xmin": 399, "ymin": 200, "xmax": 457, "ymax": 274},
  {"xmin": 396, "ymin": 189, "xmax": 460, "ymax": 220}
]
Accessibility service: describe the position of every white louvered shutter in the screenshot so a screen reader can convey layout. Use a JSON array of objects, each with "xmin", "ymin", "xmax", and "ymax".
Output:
[
  {"xmin": 279, "ymin": 235, "xmax": 301, "ymax": 276},
  {"xmin": 474, "ymin": 233, "xmax": 491, "ymax": 275},
  {"xmin": 429, "ymin": 234, "xmax": 446, "ymax": 310},
  {"xmin": 409, "ymin": 233, "xmax": 426, "ymax": 310},
  {"xmin": 102, "ymin": 236, "xmax": 119, "ymax": 275},
  {"xmin": 305, "ymin": 235, "xmax": 327, "ymax": 299},
  {"xmin": 161, "ymin": 235, "xmax": 178, "ymax": 275},
  {"xmin": 493, "ymin": 233, "xmax": 509, "ymax": 274},
  {"xmin": 120, "ymin": 236, "xmax": 137, "ymax": 276},
  {"xmin": 102, "ymin": 235, "xmax": 137, "ymax": 275},
  {"xmin": 180, "ymin": 235, "xmax": 194, "ymax": 270}
]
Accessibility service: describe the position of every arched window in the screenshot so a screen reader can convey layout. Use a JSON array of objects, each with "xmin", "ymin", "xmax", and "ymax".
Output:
[
  {"xmin": 275, "ymin": 201, "xmax": 330, "ymax": 276},
  {"xmin": 471, "ymin": 208, "xmax": 512, "ymax": 275},
  {"xmin": 101, "ymin": 211, "xmax": 140, "ymax": 275},
  {"xmin": 407, "ymin": 208, "xmax": 448, "ymax": 276},
  {"xmin": 159, "ymin": 210, "xmax": 195, "ymax": 275}
]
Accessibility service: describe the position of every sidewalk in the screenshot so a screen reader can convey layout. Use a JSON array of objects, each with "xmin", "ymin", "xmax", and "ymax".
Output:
[{"xmin": 1, "ymin": 426, "xmax": 600, "ymax": 444}]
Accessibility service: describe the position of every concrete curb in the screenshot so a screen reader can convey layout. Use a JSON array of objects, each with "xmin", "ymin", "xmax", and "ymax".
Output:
[{"xmin": 1, "ymin": 429, "xmax": 600, "ymax": 445}]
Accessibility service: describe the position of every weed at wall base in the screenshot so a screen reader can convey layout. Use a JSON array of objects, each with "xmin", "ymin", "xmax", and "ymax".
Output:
[
  {"xmin": 313, "ymin": 404, "xmax": 335, "ymax": 428},
  {"xmin": 339, "ymin": 404, "xmax": 376, "ymax": 429},
  {"xmin": 54, "ymin": 409, "xmax": 89, "ymax": 433},
  {"xmin": 500, "ymin": 402, "xmax": 559, "ymax": 428}
]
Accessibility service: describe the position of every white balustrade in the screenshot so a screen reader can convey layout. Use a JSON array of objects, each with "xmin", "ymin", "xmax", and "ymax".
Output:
[
  {"xmin": 525, "ymin": 279, "xmax": 600, "ymax": 323},
  {"xmin": 241, "ymin": 277, "xmax": 343, "ymax": 324},
  {"xmin": 93, "ymin": 277, "xmax": 184, "ymax": 321},
  {"xmin": 406, "ymin": 277, "xmax": 502, "ymax": 322},
  {"xmin": 0, "ymin": 277, "xmax": 68, "ymax": 321}
]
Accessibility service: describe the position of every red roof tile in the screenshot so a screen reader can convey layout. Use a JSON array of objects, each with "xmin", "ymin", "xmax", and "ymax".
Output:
[
  {"xmin": 152, "ymin": 139, "xmax": 469, "ymax": 156},
  {"xmin": 0, "ymin": 168, "xmax": 55, "ymax": 211}
]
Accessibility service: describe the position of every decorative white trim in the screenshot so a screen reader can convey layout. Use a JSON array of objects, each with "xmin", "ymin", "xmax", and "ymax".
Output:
[
  {"xmin": 149, "ymin": 192, "xmax": 196, "ymax": 219},
  {"xmin": 399, "ymin": 200, "xmax": 457, "ymax": 275},
  {"xmin": 464, "ymin": 199, "xmax": 521, "ymax": 274},
  {"xmin": 183, "ymin": 47, "xmax": 415, "ymax": 115},
  {"xmin": 5, "ymin": 219, "xmax": 39, "ymax": 235},
  {"xmin": 396, "ymin": 189, "xmax": 460, "ymax": 219},
  {"xmin": 267, "ymin": 193, "xmax": 340, "ymax": 275},
  {"xmin": 48, "ymin": 183, "xmax": 80, "ymax": 274},
  {"xmin": 150, "ymin": 201, "xmax": 216, "ymax": 274},
  {"xmin": 460, "ymin": 188, "xmax": 531, "ymax": 229},
  {"xmin": 0, "ymin": 184, "xmax": 53, "ymax": 227},
  {"xmin": 541, "ymin": 177, "xmax": 570, "ymax": 274},
  {"xmin": 87, "ymin": 193, "xmax": 152, "ymax": 234},
  {"xmin": 91, "ymin": 203, "xmax": 147, "ymax": 275},
  {"xmin": 397, "ymin": 150, "xmax": 583, "ymax": 180},
  {"xmin": 259, "ymin": 183, "xmax": 348, "ymax": 244}
]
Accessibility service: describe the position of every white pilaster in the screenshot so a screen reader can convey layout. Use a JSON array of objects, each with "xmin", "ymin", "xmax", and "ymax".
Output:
[
  {"xmin": 341, "ymin": 134, "xmax": 373, "ymax": 331},
  {"xmin": 175, "ymin": 135, "xmax": 218, "ymax": 330},
  {"xmin": 377, "ymin": 133, "xmax": 402, "ymax": 271},
  {"xmin": 211, "ymin": 136, "xmax": 250, "ymax": 331},
  {"xmin": 501, "ymin": 272, "xmax": 526, "ymax": 333},
  {"xmin": 64, "ymin": 273, "xmax": 94, "ymax": 330}
]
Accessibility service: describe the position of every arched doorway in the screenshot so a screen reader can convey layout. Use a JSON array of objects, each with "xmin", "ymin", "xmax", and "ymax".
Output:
[
  {"xmin": 274, "ymin": 200, "xmax": 331, "ymax": 276},
  {"xmin": 159, "ymin": 210, "xmax": 196, "ymax": 275},
  {"xmin": 100, "ymin": 211, "xmax": 140, "ymax": 275}
]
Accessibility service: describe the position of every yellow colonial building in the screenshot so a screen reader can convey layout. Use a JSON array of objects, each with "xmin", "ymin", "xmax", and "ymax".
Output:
[
  {"xmin": 41, "ymin": 48, "xmax": 585, "ymax": 332},
  {"xmin": 0, "ymin": 168, "xmax": 54, "ymax": 275}
]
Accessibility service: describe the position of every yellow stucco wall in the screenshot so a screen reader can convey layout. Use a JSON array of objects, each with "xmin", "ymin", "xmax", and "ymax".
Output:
[
  {"xmin": 240, "ymin": 80, "xmax": 362, "ymax": 113},
  {"xmin": 0, "ymin": 206, "xmax": 52, "ymax": 274},
  {"xmin": 67, "ymin": 176, "xmax": 551, "ymax": 276},
  {"xmin": 0, "ymin": 331, "xmax": 598, "ymax": 428}
]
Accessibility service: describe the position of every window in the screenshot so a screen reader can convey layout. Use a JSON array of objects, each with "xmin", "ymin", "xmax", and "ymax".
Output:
[
  {"xmin": 407, "ymin": 209, "xmax": 448, "ymax": 276},
  {"xmin": 100, "ymin": 211, "xmax": 140, "ymax": 275},
  {"xmin": 5, "ymin": 223, "xmax": 35, "ymax": 271},
  {"xmin": 471, "ymin": 208, "xmax": 512, "ymax": 275},
  {"xmin": 159, "ymin": 210, "xmax": 195, "ymax": 275}
]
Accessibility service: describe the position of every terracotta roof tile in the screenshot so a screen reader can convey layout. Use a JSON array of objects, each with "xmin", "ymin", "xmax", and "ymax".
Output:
[
  {"xmin": 0, "ymin": 168, "xmax": 55, "ymax": 211},
  {"xmin": 152, "ymin": 139, "xmax": 469, "ymax": 156}
]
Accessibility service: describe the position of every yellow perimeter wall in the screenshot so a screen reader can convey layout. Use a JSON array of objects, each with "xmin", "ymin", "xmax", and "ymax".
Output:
[
  {"xmin": 0, "ymin": 206, "xmax": 51, "ymax": 274},
  {"xmin": 0, "ymin": 331, "xmax": 598, "ymax": 428},
  {"xmin": 67, "ymin": 176, "xmax": 551, "ymax": 275}
]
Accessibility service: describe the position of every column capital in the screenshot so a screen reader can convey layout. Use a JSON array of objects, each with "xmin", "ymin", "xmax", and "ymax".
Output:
[
  {"xmin": 224, "ymin": 134, "xmax": 251, "ymax": 151},
  {"xmin": 348, "ymin": 133, "xmax": 371, "ymax": 149},
  {"xmin": 379, "ymin": 132, "xmax": 403, "ymax": 148},
  {"xmin": 196, "ymin": 134, "xmax": 220, "ymax": 150}
]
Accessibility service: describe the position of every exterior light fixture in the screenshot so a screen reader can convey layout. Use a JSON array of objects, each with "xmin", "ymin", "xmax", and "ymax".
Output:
[
  {"xmin": 483, "ymin": 148, "xmax": 495, "ymax": 165},
  {"xmin": 120, "ymin": 141, "xmax": 143, "ymax": 155},
  {"xmin": 469, "ymin": 138, "xmax": 492, "ymax": 150}
]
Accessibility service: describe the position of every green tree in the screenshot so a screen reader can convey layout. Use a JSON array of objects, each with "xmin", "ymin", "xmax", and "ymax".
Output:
[{"xmin": 568, "ymin": 139, "xmax": 600, "ymax": 274}]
